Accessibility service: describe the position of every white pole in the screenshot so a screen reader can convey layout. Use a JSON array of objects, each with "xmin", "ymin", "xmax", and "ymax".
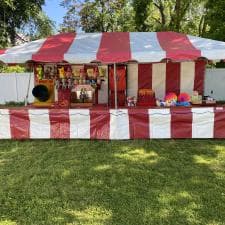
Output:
[
  {"xmin": 113, "ymin": 63, "xmax": 118, "ymax": 109},
  {"xmin": 25, "ymin": 67, "xmax": 33, "ymax": 106}
]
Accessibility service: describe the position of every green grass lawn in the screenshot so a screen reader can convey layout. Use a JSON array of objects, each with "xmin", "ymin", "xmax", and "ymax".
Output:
[{"xmin": 1, "ymin": 140, "xmax": 225, "ymax": 225}]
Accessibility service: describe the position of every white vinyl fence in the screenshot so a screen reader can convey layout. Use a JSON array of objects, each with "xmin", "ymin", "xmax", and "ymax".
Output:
[
  {"xmin": 0, "ymin": 69, "xmax": 225, "ymax": 104},
  {"xmin": 0, "ymin": 73, "xmax": 34, "ymax": 104},
  {"xmin": 205, "ymin": 68, "xmax": 225, "ymax": 100}
]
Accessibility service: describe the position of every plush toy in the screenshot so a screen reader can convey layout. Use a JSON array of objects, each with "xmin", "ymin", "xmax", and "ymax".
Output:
[
  {"xmin": 156, "ymin": 99, "xmax": 167, "ymax": 107},
  {"xmin": 177, "ymin": 92, "xmax": 191, "ymax": 106},
  {"xmin": 58, "ymin": 67, "xmax": 65, "ymax": 79},
  {"xmin": 127, "ymin": 96, "xmax": 137, "ymax": 107},
  {"xmin": 164, "ymin": 92, "xmax": 177, "ymax": 106},
  {"xmin": 36, "ymin": 65, "xmax": 43, "ymax": 80},
  {"xmin": 178, "ymin": 92, "xmax": 191, "ymax": 102}
]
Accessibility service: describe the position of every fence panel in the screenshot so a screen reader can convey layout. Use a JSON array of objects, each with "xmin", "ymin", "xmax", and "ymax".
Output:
[{"xmin": 0, "ymin": 73, "xmax": 34, "ymax": 104}]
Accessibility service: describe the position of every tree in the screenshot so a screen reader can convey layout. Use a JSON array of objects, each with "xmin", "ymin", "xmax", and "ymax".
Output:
[
  {"xmin": 60, "ymin": 0, "xmax": 136, "ymax": 32},
  {"xmin": 132, "ymin": 0, "xmax": 151, "ymax": 31},
  {"xmin": 21, "ymin": 12, "xmax": 55, "ymax": 41},
  {"xmin": 132, "ymin": 0, "xmax": 206, "ymax": 35},
  {"xmin": 0, "ymin": 0, "xmax": 54, "ymax": 47},
  {"xmin": 203, "ymin": 0, "xmax": 225, "ymax": 41}
]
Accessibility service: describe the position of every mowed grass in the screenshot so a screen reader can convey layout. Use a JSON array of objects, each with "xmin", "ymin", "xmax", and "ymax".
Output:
[{"xmin": 1, "ymin": 140, "xmax": 225, "ymax": 225}]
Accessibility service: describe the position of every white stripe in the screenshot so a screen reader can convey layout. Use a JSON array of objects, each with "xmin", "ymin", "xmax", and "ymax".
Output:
[
  {"xmin": 29, "ymin": 109, "xmax": 50, "ymax": 139},
  {"xmin": 130, "ymin": 32, "xmax": 166, "ymax": 63},
  {"xmin": 188, "ymin": 35, "xmax": 225, "ymax": 60},
  {"xmin": 180, "ymin": 62, "xmax": 195, "ymax": 95},
  {"xmin": 127, "ymin": 63, "xmax": 138, "ymax": 98},
  {"xmin": 64, "ymin": 33, "xmax": 102, "ymax": 64},
  {"xmin": 110, "ymin": 109, "xmax": 130, "ymax": 140},
  {"xmin": 69, "ymin": 109, "xmax": 90, "ymax": 139},
  {"xmin": 149, "ymin": 109, "xmax": 171, "ymax": 138},
  {"xmin": 0, "ymin": 39, "xmax": 46, "ymax": 64},
  {"xmin": 192, "ymin": 107, "xmax": 214, "ymax": 138},
  {"xmin": 152, "ymin": 63, "xmax": 166, "ymax": 99},
  {"xmin": 0, "ymin": 109, "xmax": 11, "ymax": 139}
]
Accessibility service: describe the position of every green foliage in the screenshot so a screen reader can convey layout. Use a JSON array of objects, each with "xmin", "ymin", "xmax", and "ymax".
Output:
[
  {"xmin": 203, "ymin": 0, "xmax": 225, "ymax": 41},
  {"xmin": 21, "ymin": 11, "xmax": 55, "ymax": 41},
  {"xmin": 1, "ymin": 139, "xmax": 225, "ymax": 224},
  {"xmin": 0, "ymin": 0, "xmax": 54, "ymax": 47},
  {"xmin": 60, "ymin": 0, "xmax": 136, "ymax": 32},
  {"xmin": 132, "ymin": 0, "xmax": 206, "ymax": 34},
  {"xmin": 0, "ymin": 65, "xmax": 27, "ymax": 73}
]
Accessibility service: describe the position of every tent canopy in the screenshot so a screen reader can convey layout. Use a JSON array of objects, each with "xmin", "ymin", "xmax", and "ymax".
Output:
[{"xmin": 1, "ymin": 31, "xmax": 225, "ymax": 64}]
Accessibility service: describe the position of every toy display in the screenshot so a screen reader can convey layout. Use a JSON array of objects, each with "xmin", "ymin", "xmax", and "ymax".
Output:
[
  {"xmin": 165, "ymin": 92, "xmax": 177, "ymax": 106},
  {"xmin": 36, "ymin": 65, "xmax": 44, "ymax": 80},
  {"xmin": 127, "ymin": 96, "xmax": 137, "ymax": 107},
  {"xmin": 191, "ymin": 91, "xmax": 202, "ymax": 104},
  {"xmin": 157, "ymin": 92, "xmax": 191, "ymax": 107},
  {"xmin": 44, "ymin": 64, "xmax": 55, "ymax": 78},
  {"xmin": 137, "ymin": 89, "xmax": 156, "ymax": 106},
  {"xmin": 176, "ymin": 92, "xmax": 191, "ymax": 106},
  {"xmin": 71, "ymin": 84, "xmax": 95, "ymax": 107},
  {"xmin": 58, "ymin": 67, "xmax": 65, "ymax": 79},
  {"xmin": 98, "ymin": 66, "xmax": 107, "ymax": 77}
]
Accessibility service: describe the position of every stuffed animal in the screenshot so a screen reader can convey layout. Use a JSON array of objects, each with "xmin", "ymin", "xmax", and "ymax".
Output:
[
  {"xmin": 178, "ymin": 92, "xmax": 191, "ymax": 102},
  {"xmin": 164, "ymin": 92, "xmax": 177, "ymax": 106},
  {"xmin": 58, "ymin": 67, "xmax": 65, "ymax": 79},
  {"xmin": 177, "ymin": 92, "xmax": 191, "ymax": 106},
  {"xmin": 36, "ymin": 65, "xmax": 43, "ymax": 80}
]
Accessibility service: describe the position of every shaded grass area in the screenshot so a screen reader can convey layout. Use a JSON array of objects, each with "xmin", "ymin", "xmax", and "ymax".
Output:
[{"xmin": 0, "ymin": 140, "xmax": 225, "ymax": 225}]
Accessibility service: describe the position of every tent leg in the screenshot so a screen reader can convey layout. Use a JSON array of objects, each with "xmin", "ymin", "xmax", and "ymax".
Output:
[
  {"xmin": 113, "ymin": 63, "xmax": 118, "ymax": 109},
  {"xmin": 25, "ymin": 69, "xmax": 32, "ymax": 106}
]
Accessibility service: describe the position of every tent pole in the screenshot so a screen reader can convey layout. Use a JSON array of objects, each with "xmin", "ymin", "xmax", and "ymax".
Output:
[
  {"xmin": 113, "ymin": 63, "xmax": 118, "ymax": 109},
  {"xmin": 25, "ymin": 64, "xmax": 33, "ymax": 106}
]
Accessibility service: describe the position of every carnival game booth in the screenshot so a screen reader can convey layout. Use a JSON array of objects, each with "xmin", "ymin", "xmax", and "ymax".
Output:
[{"xmin": 1, "ymin": 31, "xmax": 225, "ymax": 140}]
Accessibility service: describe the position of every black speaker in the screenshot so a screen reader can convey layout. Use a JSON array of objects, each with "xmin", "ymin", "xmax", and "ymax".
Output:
[{"xmin": 32, "ymin": 84, "xmax": 50, "ymax": 102}]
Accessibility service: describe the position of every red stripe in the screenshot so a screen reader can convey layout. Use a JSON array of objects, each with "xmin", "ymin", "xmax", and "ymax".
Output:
[
  {"xmin": 128, "ymin": 108, "xmax": 149, "ymax": 139},
  {"xmin": 0, "ymin": 49, "xmax": 6, "ymax": 54},
  {"xmin": 10, "ymin": 109, "xmax": 30, "ymax": 139},
  {"xmin": 138, "ymin": 64, "xmax": 152, "ymax": 89},
  {"xmin": 90, "ymin": 109, "xmax": 110, "ymax": 139},
  {"xmin": 214, "ymin": 107, "xmax": 225, "ymax": 138},
  {"xmin": 97, "ymin": 32, "xmax": 131, "ymax": 63},
  {"xmin": 49, "ymin": 109, "xmax": 70, "ymax": 139},
  {"xmin": 157, "ymin": 32, "xmax": 201, "ymax": 60},
  {"xmin": 171, "ymin": 108, "xmax": 192, "ymax": 138},
  {"xmin": 194, "ymin": 60, "xmax": 206, "ymax": 95},
  {"xmin": 166, "ymin": 62, "xmax": 180, "ymax": 95},
  {"xmin": 32, "ymin": 33, "xmax": 76, "ymax": 62}
]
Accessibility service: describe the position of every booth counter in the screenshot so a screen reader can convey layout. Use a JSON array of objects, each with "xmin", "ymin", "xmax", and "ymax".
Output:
[{"xmin": 0, "ymin": 106, "xmax": 225, "ymax": 139}]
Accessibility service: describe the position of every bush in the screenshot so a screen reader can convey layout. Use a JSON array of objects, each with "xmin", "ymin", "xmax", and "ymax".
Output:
[{"xmin": 0, "ymin": 65, "xmax": 27, "ymax": 73}]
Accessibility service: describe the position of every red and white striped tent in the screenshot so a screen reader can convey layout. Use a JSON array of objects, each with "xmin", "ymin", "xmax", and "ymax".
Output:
[
  {"xmin": 1, "ymin": 31, "xmax": 225, "ymax": 64},
  {"xmin": 1, "ymin": 32, "xmax": 225, "ymax": 140}
]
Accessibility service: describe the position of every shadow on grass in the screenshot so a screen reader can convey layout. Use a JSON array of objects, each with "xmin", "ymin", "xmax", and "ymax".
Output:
[{"xmin": 0, "ymin": 139, "xmax": 225, "ymax": 225}]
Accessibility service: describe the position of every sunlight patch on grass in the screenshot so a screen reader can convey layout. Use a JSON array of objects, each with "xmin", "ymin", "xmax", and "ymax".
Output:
[
  {"xmin": 177, "ymin": 191, "xmax": 193, "ymax": 200},
  {"xmin": 0, "ymin": 220, "xmax": 17, "ymax": 225},
  {"xmin": 65, "ymin": 206, "xmax": 112, "ymax": 225},
  {"xmin": 93, "ymin": 164, "xmax": 111, "ymax": 171},
  {"xmin": 115, "ymin": 148, "xmax": 158, "ymax": 163},
  {"xmin": 62, "ymin": 169, "xmax": 71, "ymax": 178},
  {"xmin": 193, "ymin": 155, "xmax": 214, "ymax": 165},
  {"xmin": 214, "ymin": 145, "xmax": 225, "ymax": 152}
]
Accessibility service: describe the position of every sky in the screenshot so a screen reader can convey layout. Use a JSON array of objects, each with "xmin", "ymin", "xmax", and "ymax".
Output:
[{"xmin": 42, "ymin": 0, "xmax": 67, "ymax": 30}]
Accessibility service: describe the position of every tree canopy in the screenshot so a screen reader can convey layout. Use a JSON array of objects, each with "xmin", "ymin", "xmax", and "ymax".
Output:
[
  {"xmin": 60, "ymin": 0, "xmax": 135, "ymax": 32},
  {"xmin": 0, "ymin": 0, "xmax": 55, "ymax": 47},
  {"xmin": 60, "ymin": 0, "xmax": 224, "ymax": 42}
]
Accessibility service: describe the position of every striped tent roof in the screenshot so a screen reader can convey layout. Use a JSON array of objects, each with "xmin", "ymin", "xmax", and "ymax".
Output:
[{"xmin": 1, "ymin": 31, "xmax": 225, "ymax": 64}]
